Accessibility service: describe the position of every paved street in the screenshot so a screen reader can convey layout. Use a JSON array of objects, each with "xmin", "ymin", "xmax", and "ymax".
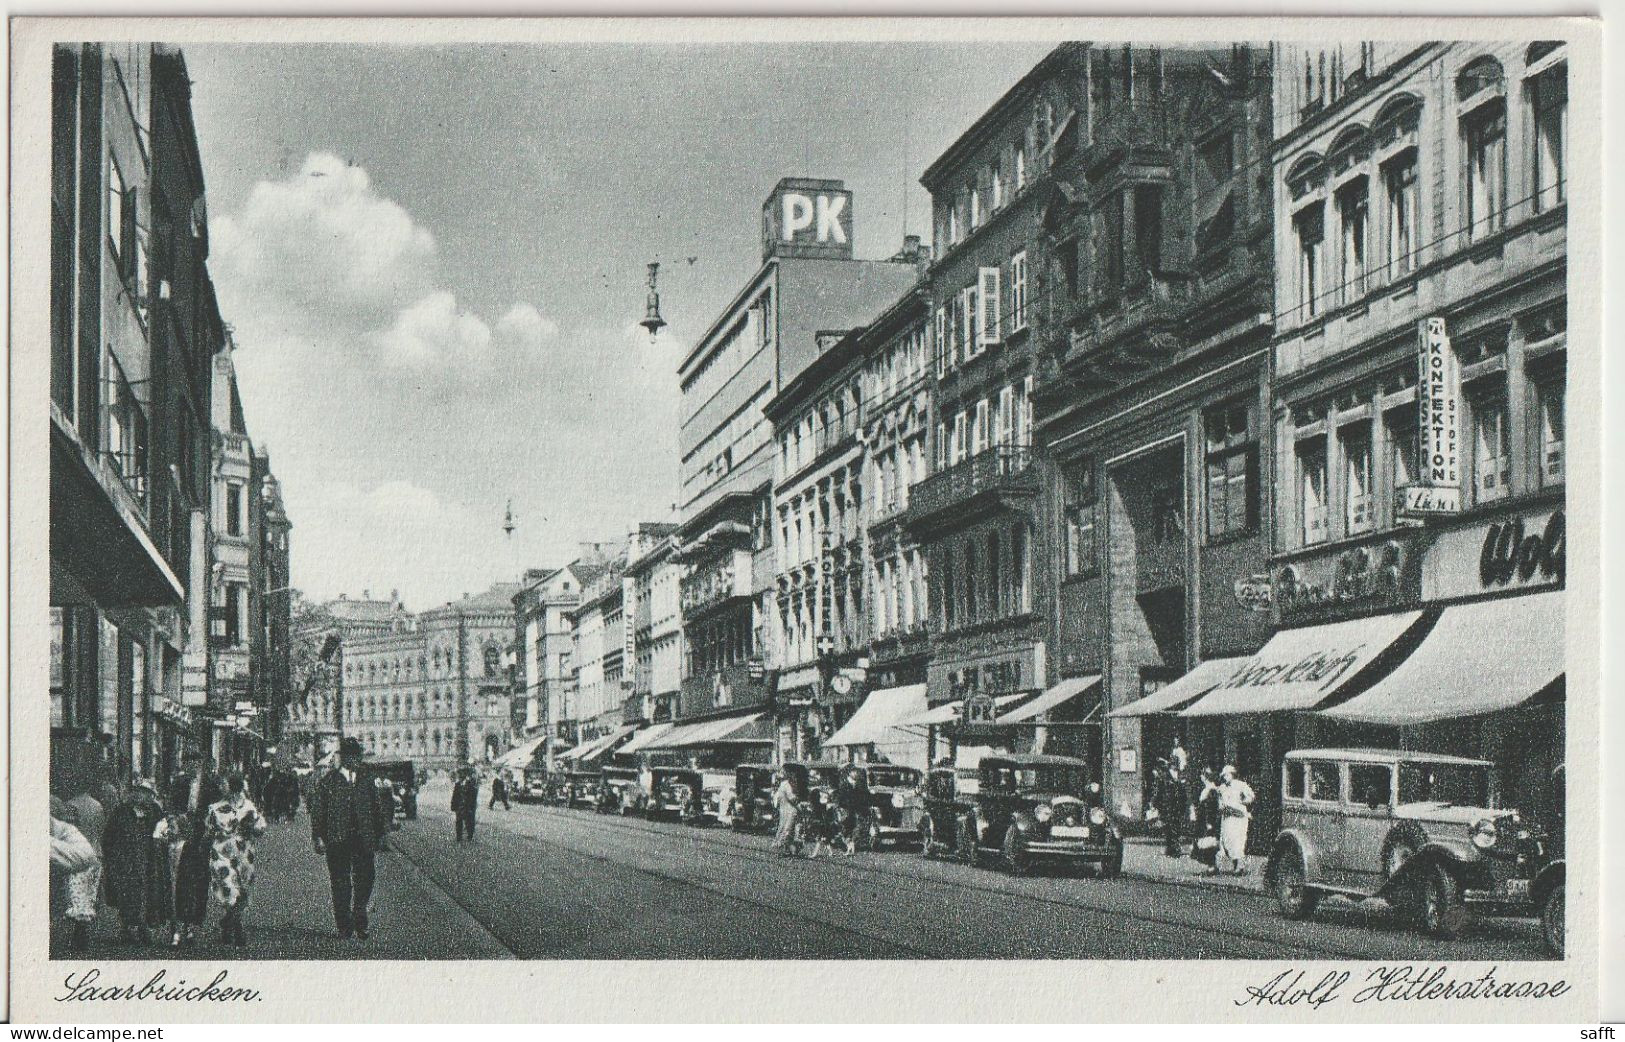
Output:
[{"xmin": 59, "ymin": 780, "xmax": 1546, "ymax": 961}]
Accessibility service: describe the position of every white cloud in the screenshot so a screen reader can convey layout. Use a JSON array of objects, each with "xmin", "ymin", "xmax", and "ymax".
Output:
[
  {"xmin": 374, "ymin": 291, "xmax": 494, "ymax": 371},
  {"xmin": 494, "ymin": 303, "xmax": 560, "ymax": 355}
]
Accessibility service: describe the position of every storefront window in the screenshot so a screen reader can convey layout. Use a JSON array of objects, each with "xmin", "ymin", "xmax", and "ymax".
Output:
[
  {"xmin": 1298, "ymin": 440, "xmax": 1329, "ymax": 546},
  {"xmin": 1342, "ymin": 424, "xmax": 1375, "ymax": 535},
  {"xmin": 1472, "ymin": 391, "xmax": 1511, "ymax": 503}
]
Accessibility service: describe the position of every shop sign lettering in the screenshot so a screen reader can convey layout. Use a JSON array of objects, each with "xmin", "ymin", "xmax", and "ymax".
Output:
[
  {"xmin": 1233, "ymin": 575, "xmax": 1273, "ymax": 613},
  {"xmin": 1418, "ymin": 316, "xmax": 1462, "ymax": 492},
  {"xmin": 948, "ymin": 659, "xmax": 1025, "ymax": 700},
  {"xmin": 1480, "ymin": 510, "xmax": 1564, "ymax": 588},
  {"xmin": 1216, "ymin": 646, "xmax": 1365, "ymax": 693},
  {"xmin": 1276, "ymin": 542, "xmax": 1406, "ymax": 617}
]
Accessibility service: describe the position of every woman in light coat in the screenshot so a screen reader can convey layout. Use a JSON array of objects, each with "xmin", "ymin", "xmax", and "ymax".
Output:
[
  {"xmin": 51, "ymin": 799, "xmax": 102, "ymax": 953},
  {"xmin": 770, "ymin": 770, "xmax": 801, "ymax": 856},
  {"xmin": 1216, "ymin": 765, "xmax": 1256, "ymax": 875}
]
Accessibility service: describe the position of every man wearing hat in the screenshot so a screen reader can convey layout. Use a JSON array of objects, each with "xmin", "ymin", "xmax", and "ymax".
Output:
[{"xmin": 309, "ymin": 738, "xmax": 388, "ymax": 939}]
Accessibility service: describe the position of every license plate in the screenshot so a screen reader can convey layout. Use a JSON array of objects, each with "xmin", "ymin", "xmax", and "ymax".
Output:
[
  {"xmin": 1051, "ymin": 826, "xmax": 1090, "ymax": 839},
  {"xmin": 1502, "ymin": 879, "xmax": 1531, "ymax": 899}
]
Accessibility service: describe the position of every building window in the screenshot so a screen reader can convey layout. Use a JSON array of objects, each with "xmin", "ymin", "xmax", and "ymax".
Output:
[
  {"xmin": 1295, "ymin": 203, "xmax": 1325, "ymax": 319},
  {"xmin": 107, "ymin": 155, "xmax": 136, "ymax": 285},
  {"xmin": 963, "ymin": 543, "xmax": 978, "ymax": 623},
  {"xmin": 225, "ymin": 481, "xmax": 244, "ymax": 537},
  {"xmin": 1529, "ymin": 64, "xmax": 1567, "ymax": 212},
  {"xmin": 939, "ymin": 550, "xmax": 956, "ymax": 632},
  {"xmin": 1010, "ymin": 251, "xmax": 1029, "ymax": 331},
  {"xmin": 1298, "ymin": 440, "xmax": 1329, "ymax": 546},
  {"xmin": 1063, "ymin": 459, "xmax": 1097, "ymax": 577},
  {"xmin": 1204, "ymin": 404, "xmax": 1257, "ymax": 541},
  {"xmin": 1463, "ymin": 102, "xmax": 1507, "ymax": 239},
  {"xmin": 1382, "ymin": 149, "xmax": 1419, "ymax": 279},
  {"xmin": 1342, "ymin": 423, "xmax": 1375, "ymax": 535},
  {"xmin": 1471, "ymin": 390, "xmax": 1511, "ymax": 503},
  {"xmin": 987, "ymin": 532, "xmax": 1002, "ymax": 617},
  {"xmin": 1133, "ymin": 183, "xmax": 1163, "ymax": 276},
  {"xmin": 1012, "ymin": 525, "xmax": 1030, "ymax": 613},
  {"xmin": 1336, "ymin": 176, "xmax": 1369, "ymax": 304},
  {"xmin": 952, "ymin": 411, "xmax": 968, "ymax": 466},
  {"xmin": 105, "ymin": 359, "xmax": 149, "ymax": 505},
  {"xmin": 1385, "ymin": 405, "xmax": 1419, "ymax": 498},
  {"xmin": 1537, "ymin": 379, "xmax": 1564, "ymax": 486},
  {"xmin": 222, "ymin": 583, "xmax": 244, "ymax": 646}
]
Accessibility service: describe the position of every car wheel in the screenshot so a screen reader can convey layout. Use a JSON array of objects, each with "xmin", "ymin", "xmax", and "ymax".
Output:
[
  {"xmin": 1382, "ymin": 834, "xmax": 1423, "ymax": 917},
  {"xmin": 1421, "ymin": 862, "xmax": 1468, "ymax": 939},
  {"xmin": 957, "ymin": 816, "xmax": 979, "ymax": 864},
  {"xmin": 1002, "ymin": 825, "xmax": 1029, "ymax": 876},
  {"xmin": 919, "ymin": 816, "xmax": 936, "ymax": 859},
  {"xmin": 1268, "ymin": 844, "xmax": 1320, "ymax": 920},
  {"xmin": 1542, "ymin": 881, "xmax": 1565, "ymax": 957}
]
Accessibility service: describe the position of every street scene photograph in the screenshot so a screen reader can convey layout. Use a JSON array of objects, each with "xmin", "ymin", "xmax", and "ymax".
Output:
[{"xmin": 40, "ymin": 30, "xmax": 1576, "ymax": 967}]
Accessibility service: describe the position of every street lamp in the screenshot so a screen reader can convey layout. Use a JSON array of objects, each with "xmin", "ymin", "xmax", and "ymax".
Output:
[{"xmin": 639, "ymin": 262, "xmax": 667, "ymax": 342}]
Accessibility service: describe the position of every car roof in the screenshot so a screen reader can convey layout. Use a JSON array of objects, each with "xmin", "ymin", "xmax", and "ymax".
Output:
[
  {"xmin": 1284, "ymin": 747, "xmax": 1495, "ymax": 767},
  {"xmin": 981, "ymin": 753, "xmax": 1093, "ymax": 769},
  {"xmin": 786, "ymin": 760, "xmax": 843, "ymax": 769}
]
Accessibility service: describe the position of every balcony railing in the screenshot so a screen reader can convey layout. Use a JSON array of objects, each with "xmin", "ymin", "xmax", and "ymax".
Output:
[{"xmin": 907, "ymin": 447, "xmax": 1035, "ymax": 522}]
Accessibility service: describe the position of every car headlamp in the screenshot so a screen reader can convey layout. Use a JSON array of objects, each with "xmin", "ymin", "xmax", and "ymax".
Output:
[
  {"xmin": 890, "ymin": 793, "xmax": 903, "ymax": 808},
  {"xmin": 1089, "ymin": 806, "xmax": 1108, "ymax": 826},
  {"xmin": 1034, "ymin": 804, "xmax": 1053, "ymax": 823},
  {"xmin": 1471, "ymin": 818, "xmax": 1498, "ymax": 849}
]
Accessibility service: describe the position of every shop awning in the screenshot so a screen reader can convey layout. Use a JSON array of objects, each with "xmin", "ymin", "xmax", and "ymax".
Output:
[
  {"xmin": 901, "ymin": 694, "xmax": 1026, "ymax": 727},
  {"xmin": 825, "ymin": 685, "xmax": 928, "ymax": 747},
  {"xmin": 1179, "ymin": 610, "xmax": 1425, "ymax": 717},
  {"xmin": 557, "ymin": 724, "xmax": 636, "ymax": 764},
  {"xmin": 999, "ymin": 676, "xmax": 1100, "ymax": 724},
  {"xmin": 615, "ymin": 722, "xmax": 675, "ymax": 756},
  {"xmin": 1109, "ymin": 657, "xmax": 1250, "ymax": 718},
  {"xmin": 643, "ymin": 712, "xmax": 772, "ymax": 751},
  {"xmin": 1320, "ymin": 591, "xmax": 1564, "ymax": 725},
  {"xmin": 493, "ymin": 733, "xmax": 548, "ymax": 768}
]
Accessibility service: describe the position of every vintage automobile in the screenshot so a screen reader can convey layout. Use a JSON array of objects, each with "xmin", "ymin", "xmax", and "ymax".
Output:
[
  {"xmin": 548, "ymin": 769, "xmax": 597, "ymax": 809},
  {"xmin": 696, "ymin": 771, "xmax": 735, "ymax": 827},
  {"xmin": 645, "ymin": 766, "xmax": 703, "ymax": 822},
  {"xmin": 368, "ymin": 759, "xmax": 418, "ymax": 820},
  {"xmin": 918, "ymin": 754, "xmax": 1122, "ymax": 876},
  {"xmin": 596, "ymin": 765, "xmax": 645, "ymax": 816},
  {"xmin": 783, "ymin": 761, "xmax": 842, "ymax": 803},
  {"xmin": 1264, "ymin": 749, "xmax": 1561, "ymax": 942},
  {"xmin": 842, "ymin": 763, "xmax": 925, "ymax": 850},
  {"xmin": 520, "ymin": 766, "xmax": 551, "ymax": 803},
  {"xmin": 729, "ymin": 765, "xmax": 779, "ymax": 833},
  {"xmin": 1539, "ymin": 764, "xmax": 1565, "ymax": 956}
]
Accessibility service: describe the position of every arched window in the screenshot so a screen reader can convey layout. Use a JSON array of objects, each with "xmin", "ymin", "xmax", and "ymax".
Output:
[
  {"xmin": 484, "ymin": 644, "xmax": 501, "ymax": 677},
  {"xmin": 1456, "ymin": 55, "xmax": 1505, "ymax": 101},
  {"xmin": 1459, "ymin": 57, "xmax": 1508, "ymax": 240}
]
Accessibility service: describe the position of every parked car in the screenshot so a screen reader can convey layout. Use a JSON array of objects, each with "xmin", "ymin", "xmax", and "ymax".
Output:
[
  {"xmin": 561, "ymin": 770, "xmax": 599, "ymax": 809},
  {"xmin": 918, "ymin": 754, "xmax": 1121, "ymax": 876},
  {"xmin": 729, "ymin": 765, "xmax": 779, "ymax": 833},
  {"xmin": 697, "ymin": 771, "xmax": 734, "ymax": 827},
  {"xmin": 1264, "ymin": 749, "xmax": 1560, "ymax": 942},
  {"xmin": 520, "ymin": 766, "xmax": 551, "ymax": 803},
  {"xmin": 1539, "ymin": 764, "xmax": 1565, "ymax": 956},
  {"xmin": 842, "ymin": 763, "xmax": 925, "ymax": 850},
  {"xmin": 368, "ymin": 759, "xmax": 418, "ymax": 820},
  {"xmin": 645, "ymin": 766, "xmax": 703, "ymax": 822},
  {"xmin": 596, "ymin": 765, "xmax": 644, "ymax": 815}
]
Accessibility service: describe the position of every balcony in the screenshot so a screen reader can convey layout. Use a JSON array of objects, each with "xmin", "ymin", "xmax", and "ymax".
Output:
[{"xmin": 905, "ymin": 448, "xmax": 1037, "ymax": 532}]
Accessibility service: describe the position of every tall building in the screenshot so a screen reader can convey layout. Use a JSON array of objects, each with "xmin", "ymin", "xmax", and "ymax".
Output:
[
  {"xmin": 49, "ymin": 44, "xmax": 225, "ymax": 794},
  {"xmin": 674, "ymin": 177, "xmax": 919, "ymax": 764},
  {"xmin": 512, "ymin": 551, "xmax": 613, "ymax": 756},
  {"xmin": 625, "ymin": 530, "xmax": 683, "ymax": 725}
]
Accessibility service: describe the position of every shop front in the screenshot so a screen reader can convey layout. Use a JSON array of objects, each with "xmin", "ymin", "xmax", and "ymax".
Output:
[{"xmin": 923, "ymin": 641, "xmax": 1046, "ymax": 767}]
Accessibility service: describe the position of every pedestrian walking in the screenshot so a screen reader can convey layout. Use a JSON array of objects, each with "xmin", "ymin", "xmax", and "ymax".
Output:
[
  {"xmin": 205, "ymin": 773, "xmax": 267, "ymax": 947},
  {"xmin": 101, "ymin": 778, "xmax": 172, "ymax": 945},
  {"xmin": 1216, "ymin": 764, "xmax": 1256, "ymax": 876},
  {"xmin": 489, "ymin": 774, "xmax": 511, "ymax": 811},
  {"xmin": 769, "ymin": 770, "xmax": 800, "ymax": 856},
  {"xmin": 1153, "ymin": 759, "xmax": 1191, "ymax": 857},
  {"xmin": 51, "ymin": 798, "xmax": 102, "ymax": 953},
  {"xmin": 1191, "ymin": 767, "xmax": 1222, "ymax": 872},
  {"xmin": 452, "ymin": 767, "xmax": 479, "ymax": 841},
  {"xmin": 1169, "ymin": 738, "xmax": 1189, "ymax": 776},
  {"xmin": 836, "ymin": 768, "xmax": 866, "ymax": 855},
  {"xmin": 309, "ymin": 737, "xmax": 389, "ymax": 940}
]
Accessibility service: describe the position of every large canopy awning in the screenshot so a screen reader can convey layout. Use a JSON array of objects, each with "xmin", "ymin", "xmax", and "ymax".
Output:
[
  {"xmin": 1179, "ymin": 610, "xmax": 1426, "ymax": 717},
  {"xmin": 901, "ymin": 694, "xmax": 1026, "ymax": 728},
  {"xmin": 999, "ymin": 676, "xmax": 1100, "ymax": 724},
  {"xmin": 825, "ymin": 685, "xmax": 928, "ymax": 747},
  {"xmin": 492, "ymin": 732, "xmax": 548, "ymax": 768},
  {"xmin": 1109, "ymin": 657, "xmax": 1250, "ymax": 718},
  {"xmin": 557, "ymin": 724, "xmax": 636, "ymax": 764},
  {"xmin": 1320, "ymin": 591, "xmax": 1564, "ymax": 725},
  {"xmin": 616, "ymin": 722, "xmax": 675, "ymax": 756},
  {"xmin": 642, "ymin": 712, "xmax": 772, "ymax": 751}
]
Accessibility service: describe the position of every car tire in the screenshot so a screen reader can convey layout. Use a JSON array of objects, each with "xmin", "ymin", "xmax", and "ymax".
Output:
[
  {"xmin": 1002, "ymin": 826, "xmax": 1029, "ymax": 876},
  {"xmin": 1381, "ymin": 834, "xmax": 1424, "ymax": 917},
  {"xmin": 1268, "ymin": 843, "xmax": 1320, "ymax": 920},
  {"xmin": 1421, "ymin": 862, "xmax": 1468, "ymax": 939},
  {"xmin": 919, "ymin": 816, "xmax": 936, "ymax": 859},
  {"xmin": 957, "ymin": 816, "xmax": 979, "ymax": 864},
  {"xmin": 1542, "ymin": 881, "xmax": 1565, "ymax": 957}
]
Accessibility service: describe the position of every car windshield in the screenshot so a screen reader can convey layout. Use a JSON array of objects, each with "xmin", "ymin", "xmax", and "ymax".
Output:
[
  {"xmin": 866, "ymin": 767, "xmax": 919, "ymax": 788},
  {"xmin": 987, "ymin": 766, "xmax": 1089, "ymax": 795},
  {"xmin": 1398, "ymin": 763, "xmax": 1490, "ymax": 806},
  {"xmin": 807, "ymin": 768, "xmax": 840, "ymax": 789}
]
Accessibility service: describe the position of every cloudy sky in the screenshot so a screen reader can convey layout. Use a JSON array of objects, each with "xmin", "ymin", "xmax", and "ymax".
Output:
[{"xmin": 186, "ymin": 40, "xmax": 1057, "ymax": 610}]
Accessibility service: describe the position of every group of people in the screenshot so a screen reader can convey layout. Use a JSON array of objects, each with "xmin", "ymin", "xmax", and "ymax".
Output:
[
  {"xmin": 49, "ymin": 758, "xmax": 269, "ymax": 952},
  {"xmin": 1147, "ymin": 740, "xmax": 1257, "ymax": 876},
  {"xmin": 768, "ymin": 765, "xmax": 874, "ymax": 859}
]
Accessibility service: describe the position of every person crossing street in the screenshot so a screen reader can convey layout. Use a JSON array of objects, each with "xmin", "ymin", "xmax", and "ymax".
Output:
[
  {"xmin": 309, "ymin": 738, "xmax": 388, "ymax": 940},
  {"xmin": 452, "ymin": 768, "xmax": 479, "ymax": 841}
]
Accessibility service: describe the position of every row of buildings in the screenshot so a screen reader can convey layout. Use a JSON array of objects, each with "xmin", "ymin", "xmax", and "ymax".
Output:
[
  {"xmin": 333, "ymin": 40, "xmax": 1568, "ymax": 843},
  {"xmin": 48, "ymin": 43, "xmax": 294, "ymax": 798}
]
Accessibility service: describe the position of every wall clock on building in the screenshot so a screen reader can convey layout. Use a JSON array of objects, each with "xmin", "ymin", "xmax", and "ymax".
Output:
[{"xmin": 829, "ymin": 674, "xmax": 852, "ymax": 696}]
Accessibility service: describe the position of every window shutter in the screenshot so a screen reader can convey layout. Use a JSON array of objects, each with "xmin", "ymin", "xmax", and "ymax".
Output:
[
  {"xmin": 961, "ymin": 287, "xmax": 977, "ymax": 358},
  {"xmin": 973, "ymin": 399, "xmax": 989, "ymax": 456},
  {"xmin": 998, "ymin": 385, "xmax": 1016, "ymax": 446},
  {"xmin": 934, "ymin": 306, "xmax": 948, "ymax": 377},
  {"xmin": 978, "ymin": 266, "xmax": 1002, "ymax": 347}
]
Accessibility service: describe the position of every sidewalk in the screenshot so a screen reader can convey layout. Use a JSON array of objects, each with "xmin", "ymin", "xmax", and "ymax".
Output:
[
  {"xmin": 1120, "ymin": 837, "xmax": 1266, "ymax": 896},
  {"xmin": 51, "ymin": 813, "xmax": 513, "ymax": 960}
]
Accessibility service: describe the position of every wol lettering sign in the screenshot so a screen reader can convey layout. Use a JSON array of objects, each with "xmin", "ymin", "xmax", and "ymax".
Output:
[{"xmin": 762, "ymin": 178, "xmax": 854, "ymax": 260}]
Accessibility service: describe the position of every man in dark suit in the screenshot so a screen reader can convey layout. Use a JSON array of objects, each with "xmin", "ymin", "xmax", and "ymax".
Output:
[
  {"xmin": 451, "ymin": 767, "xmax": 478, "ymax": 841},
  {"xmin": 309, "ymin": 738, "xmax": 387, "ymax": 940}
]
